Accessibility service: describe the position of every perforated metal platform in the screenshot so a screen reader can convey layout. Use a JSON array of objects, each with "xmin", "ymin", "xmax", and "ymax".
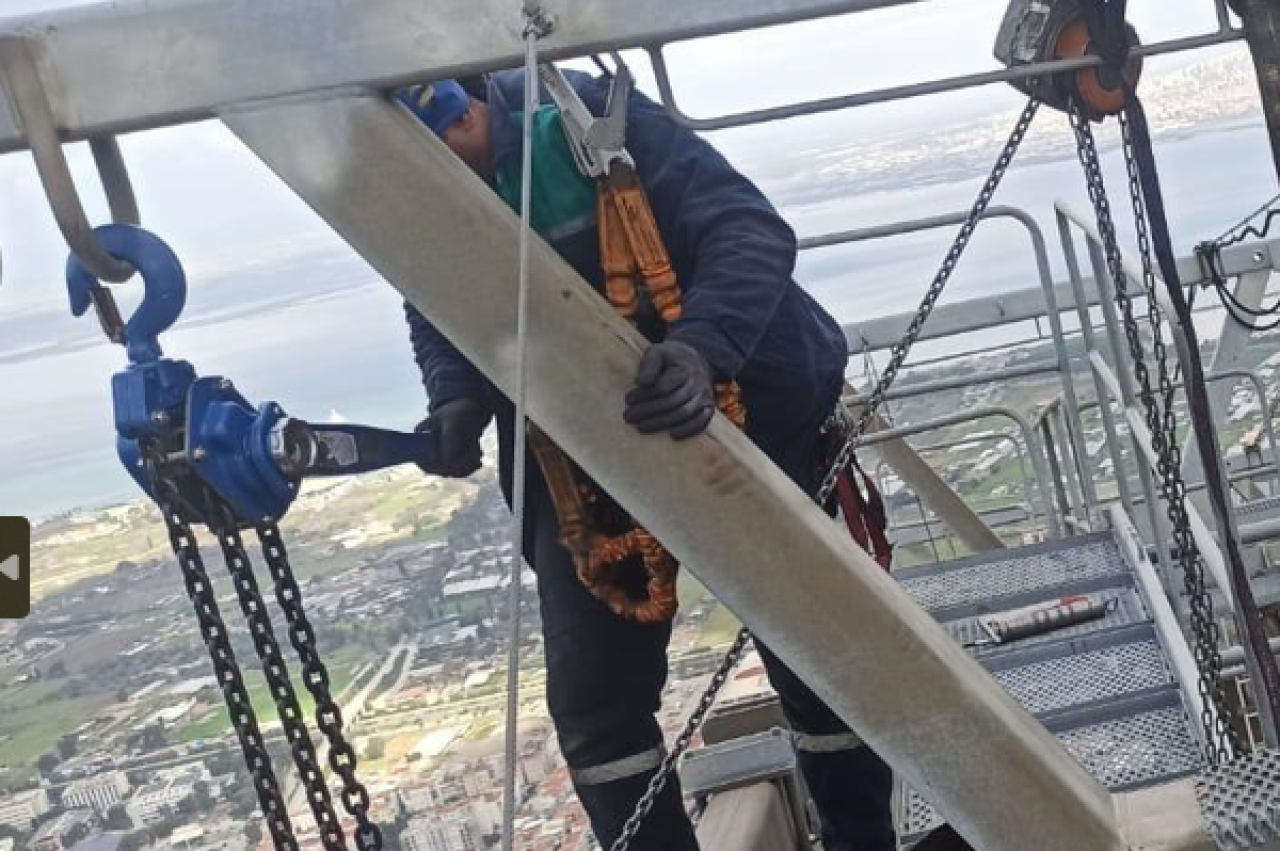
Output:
[
  {"xmin": 895, "ymin": 533, "xmax": 1206, "ymax": 841},
  {"xmin": 1198, "ymin": 748, "xmax": 1280, "ymax": 851},
  {"xmin": 1238, "ymin": 495, "xmax": 1280, "ymax": 521}
]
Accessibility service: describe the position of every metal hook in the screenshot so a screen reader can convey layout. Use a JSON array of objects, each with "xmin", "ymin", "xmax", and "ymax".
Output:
[
  {"xmin": 67, "ymin": 225, "xmax": 187, "ymax": 365},
  {"xmin": 0, "ymin": 36, "xmax": 140, "ymax": 284}
]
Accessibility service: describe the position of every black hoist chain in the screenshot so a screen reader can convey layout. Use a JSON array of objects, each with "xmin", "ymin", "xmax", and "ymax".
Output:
[
  {"xmin": 209, "ymin": 506, "xmax": 351, "ymax": 851},
  {"xmin": 259, "ymin": 525, "xmax": 384, "ymax": 851},
  {"xmin": 141, "ymin": 443, "xmax": 381, "ymax": 851},
  {"xmin": 143, "ymin": 444, "xmax": 300, "ymax": 851},
  {"xmin": 611, "ymin": 101, "xmax": 1042, "ymax": 851},
  {"xmin": 1068, "ymin": 104, "xmax": 1243, "ymax": 762}
]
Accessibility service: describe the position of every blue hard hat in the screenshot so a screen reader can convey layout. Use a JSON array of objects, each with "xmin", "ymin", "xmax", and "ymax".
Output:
[{"xmin": 396, "ymin": 80, "xmax": 471, "ymax": 137}]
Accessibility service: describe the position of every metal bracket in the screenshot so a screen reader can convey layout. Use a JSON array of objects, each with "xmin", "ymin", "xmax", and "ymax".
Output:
[{"xmin": 0, "ymin": 35, "xmax": 139, "ymax": 284}]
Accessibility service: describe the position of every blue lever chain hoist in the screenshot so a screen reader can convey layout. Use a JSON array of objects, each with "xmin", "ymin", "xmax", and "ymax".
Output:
[{"xmin": 67, "ymin": 225, "xmax": 444, "ymax": 851}]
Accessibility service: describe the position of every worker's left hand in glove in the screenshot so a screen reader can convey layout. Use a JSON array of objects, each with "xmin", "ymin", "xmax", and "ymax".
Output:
[{"xmin": 624, "ymin": 340, "xmax": 717, "ymax": 440}]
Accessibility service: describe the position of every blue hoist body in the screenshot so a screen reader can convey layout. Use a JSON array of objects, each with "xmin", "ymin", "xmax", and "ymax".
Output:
[{"xmin": 67, "ymin": 224, "xmax": 440, "ymax": 526}]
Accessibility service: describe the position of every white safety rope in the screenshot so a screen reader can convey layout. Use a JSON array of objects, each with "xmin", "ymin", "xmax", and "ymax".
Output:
[{"xmin": 501, "ymin": 10, "xmax": 548, "ymax": 850}]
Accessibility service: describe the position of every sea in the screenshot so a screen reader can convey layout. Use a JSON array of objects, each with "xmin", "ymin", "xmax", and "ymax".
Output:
[{"xmin": 1, "ymin": 119, "xmax": 1275, "ymax": 520}]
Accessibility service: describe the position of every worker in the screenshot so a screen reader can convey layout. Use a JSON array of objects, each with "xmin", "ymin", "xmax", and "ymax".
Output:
[{"xmin": 396, "ymin": 71, "xmax": 895, "ymax": 851}]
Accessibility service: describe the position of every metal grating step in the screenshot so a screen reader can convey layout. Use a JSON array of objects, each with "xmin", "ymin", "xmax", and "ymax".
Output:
[
  {"xmin": 1198, "ymin": 749, "xmax": 1280, "ymax": 851},
  {"xmin": 1238, "ymin": 494, "xmax": 1280, "ymax": 520},
  {"xmin": 904, "ymin": 699, "xmax": 1202, "ymax": 839},
  {"xmin": 1050, "ymin": 699, "xmax": 1202, "ymax": 790},
  {"xmin": 987, "ymin": 628, "xmax": 1174, "ymax": 717},
  {"xmin": 896, "ymin": 533, "xmax": 1130, "ymax": 617},
  {"xmin": 896, "ymin": 531, "xmax": 1206, "ymax": 845}
]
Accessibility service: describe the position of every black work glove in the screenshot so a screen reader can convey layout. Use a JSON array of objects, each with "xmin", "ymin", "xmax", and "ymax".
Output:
[
  {"xmin": 624, "ymin": 340, "xmax": 717, "ymax": 441},
  {"xmin": 417, "ymin": 398, "xmax": 491, "ymax": 478}
]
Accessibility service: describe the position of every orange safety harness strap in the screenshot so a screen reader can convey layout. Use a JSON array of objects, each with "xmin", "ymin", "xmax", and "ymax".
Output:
[{"xmin": 534, "ymin": 164, "xmax": 886, "ymax": 622}]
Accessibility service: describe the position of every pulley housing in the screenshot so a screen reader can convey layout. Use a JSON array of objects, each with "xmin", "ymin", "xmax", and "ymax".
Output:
[{"xmin": 994, "ymin": 0, "xmax": 1142, "ymax": 119}]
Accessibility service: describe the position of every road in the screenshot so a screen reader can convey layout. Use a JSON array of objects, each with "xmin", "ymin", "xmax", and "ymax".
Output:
[{"xmin": 283, "ymin": 638, "xmax": 414, "ymax": 813}]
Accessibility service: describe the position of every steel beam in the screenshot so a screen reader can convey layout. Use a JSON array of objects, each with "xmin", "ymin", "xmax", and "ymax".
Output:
[
  {"xmin": 839, "ymin": 236, "xmax": 1280, "ymax": 355},
  {"xmin": 223, "ymin": 91, "xmax": 1122, "ymax": 851},
  {"xmin": 695, "ymin": 782, "xmax": 805, "ymax": 851},
  {"xmin": 0, "ymin": 0, "xmax": 915, "ymax": 154}
]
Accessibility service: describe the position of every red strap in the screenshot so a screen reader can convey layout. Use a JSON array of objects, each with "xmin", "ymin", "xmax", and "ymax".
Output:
[{"xmin": 834, "ymin": 459, "xmax": 893, "ymax": 571}]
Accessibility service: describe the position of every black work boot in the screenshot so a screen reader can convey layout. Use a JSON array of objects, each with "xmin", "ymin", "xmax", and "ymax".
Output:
[{"xmin": 796, "ymin": 745, "xmax": 896, "ymax": 851}]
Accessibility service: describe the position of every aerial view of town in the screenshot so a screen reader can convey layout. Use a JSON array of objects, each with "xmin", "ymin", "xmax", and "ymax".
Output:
[{"xmin": 2, "ymin": 39, "xmax": 1279, "ymax": 851}]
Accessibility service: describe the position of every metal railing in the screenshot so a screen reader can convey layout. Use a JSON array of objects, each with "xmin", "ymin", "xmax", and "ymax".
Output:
[
  {"xmin": 648, "ymin": 2, "xmax": 1241, "ymax": 131},
  {"xmin": 853, "ymin": 404, "xmax": 1061, "ymax": 538},
  {"xmin": 1057, "ymin": 201, "xmax": 1239, "ymax": 606},
  {"xmin": 800, "ymin": 205, "xmax": 1097, "ymax": 525}
]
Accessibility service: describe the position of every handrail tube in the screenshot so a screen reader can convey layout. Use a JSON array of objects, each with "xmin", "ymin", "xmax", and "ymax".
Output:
[
  {"xmin": 1041, "ymin": 415, "xmax": 1075, "ymax": 524},
  {"xmin": 1063, "ymin": 199, "xmax": 1280, "ymax": 740},
  {"xmin": 1089, "ymin": 351, "xmax": 1238, "ymax": 612},
  {"xmin": 810, "ymin": 204, "xmax": 1095, "ymax": 517},
  {"xmin": 876, "ymin": 362, "xmax": 1058, "ymax": 403},
  {"xmin": 650, "ymin": 27, "xmax": 1242, "ymax": 132},
  {"xmin": 866, "ymin": 419, "xmax": 1006, "ymax": 553},
  {"xmin": 1058, "ymin": 213, "xmax": 1144, "ymax": 538},
  {"xmin": 1110, "ymin": 506, "xmax": 1214, "ymax": 751},
  {"xmin": 852, "ymin": 405, "xmax": 1061, "ymax": 538},
  {"xmin": 1058, "ymin": 407, "xmax": 1089, "ymax": 516},
  {"xmin": 1082, "ymin": 236, "xmax": 1180, "ymax": 582}
]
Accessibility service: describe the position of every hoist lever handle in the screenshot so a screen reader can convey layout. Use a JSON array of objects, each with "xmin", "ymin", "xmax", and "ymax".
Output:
[{"xmin": 306, "ymin": 424, "xmax": 441, "ymax": 478}]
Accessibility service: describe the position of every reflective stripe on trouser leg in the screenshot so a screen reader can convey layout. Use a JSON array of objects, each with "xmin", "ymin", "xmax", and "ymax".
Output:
[
  {"xmin": 571, "ymin": 761, "xmax": 699, "ymax": 851},
  {"xmin": 571, "ymin": 746, "xmax": 666, "ymax": 786}
]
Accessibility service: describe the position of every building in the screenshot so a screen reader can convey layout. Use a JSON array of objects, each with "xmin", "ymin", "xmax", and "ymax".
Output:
[
  {"xmin": 400, "ymin": 814, "xmax": 476, "ymax": 851},
  {"xmin": 29, "ymin": 809, "xmax": 95, "ymax": 851},
  {"xmin": 467, "ymin": 802, "xmax": 500, "ymax": 839},
  {"xmin": 125, "ymin": 762, "xmax": 211, "ymax": 826},
  {"xmin": 168, "ymin": 820, "xmax": 247, "ymax": 851},
  {"xmin": 66, "ymin": 833, "xmax": 126, "ymax": 851},
  {"xmin": 0, "ymin": 790, "xmax": 51, "ymax": 831},
  {"xmin": 61, "ymin": 772, "xmax": 131, "ymax": 814}
]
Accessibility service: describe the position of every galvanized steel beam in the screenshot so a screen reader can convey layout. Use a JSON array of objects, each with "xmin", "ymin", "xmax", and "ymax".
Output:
[
  {"xmin": 838, "ymin": 237, "xmax": 1280, "ymax": 355},
  {"xmin": 223, "ymin": 91, "xmax": 1123, "ymax": 851},
  {"xmin": 0, "ymin": 0, "xmax": 917, "ymax": 154}
]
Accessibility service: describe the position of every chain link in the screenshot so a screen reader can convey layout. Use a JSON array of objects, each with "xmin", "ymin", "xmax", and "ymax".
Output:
[
  {"xmin": 611, "ymin": 101, "xmax": 1043, "ymax": 851},
  {"xmin": 1068, "ymin": 105, "xmax": 1241, "ymax": 762},
  {"xmin": 140, "ymin": 439, "xmax": 382, "ymax": 849},
  {"xmin": 259, "ymin": 525, "xmax": 384, "ymax": 851},
  {"xmin": 142, "ymin": 444, "xmax": 300, "ymax": 851},
  {"xmin": 818, "ymin": 99, "xmax": 1042, "ymax": 505},
  {"xmin": 209, "ymin": 508, "xmax": 351, "ymax": 851}
]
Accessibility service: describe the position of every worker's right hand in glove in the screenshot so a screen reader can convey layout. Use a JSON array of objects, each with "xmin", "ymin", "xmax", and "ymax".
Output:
[
  {"xmin": 417, "ymin": 398, "xmax": 492, "ymax": 478},
  {"xmin": 624, "ymin": 340, "xmax": 717, "ymax": 441}
]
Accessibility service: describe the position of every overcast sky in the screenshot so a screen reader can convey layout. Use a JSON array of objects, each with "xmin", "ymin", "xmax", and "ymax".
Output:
[{"xmin": 0, "ymin": 0, "xmax": 1232, "ymax": 314}]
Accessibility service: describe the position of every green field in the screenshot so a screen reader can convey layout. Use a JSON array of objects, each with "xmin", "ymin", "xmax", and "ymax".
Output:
[
  {"xmin": 176, "ymin": 644, "xmax": 369, "ymax": 742},
  {"xmin": 0, "ymin": 680, "xmax": 117, "ymax": 781}
]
